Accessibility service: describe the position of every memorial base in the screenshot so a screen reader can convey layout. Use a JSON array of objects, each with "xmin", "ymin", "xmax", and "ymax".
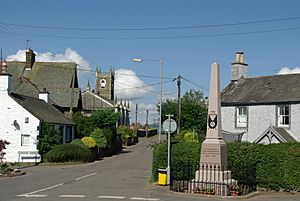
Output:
[{"xmin": 188, "ymin": 166, "xmax": 236, "ymax": 196}]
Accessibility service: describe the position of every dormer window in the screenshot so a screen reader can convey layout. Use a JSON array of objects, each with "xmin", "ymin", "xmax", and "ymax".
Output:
[{"xmin": 100, "ymin": 79, "xmax": 106, "ymax": 89}]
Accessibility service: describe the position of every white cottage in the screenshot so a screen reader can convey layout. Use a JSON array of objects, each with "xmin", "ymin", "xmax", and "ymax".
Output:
[
  {"xmin": 221, "ymin": 52, "xmax": 299, "ymax": 144},
  {"xmin": 0, "ymin": 73, "xmax": 75, "ymax": 162}
]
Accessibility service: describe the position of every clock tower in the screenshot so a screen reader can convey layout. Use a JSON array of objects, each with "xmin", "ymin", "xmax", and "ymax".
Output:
[{"xmin": 95, "ymin": 66, "xmax": 115, "ymax": 101}]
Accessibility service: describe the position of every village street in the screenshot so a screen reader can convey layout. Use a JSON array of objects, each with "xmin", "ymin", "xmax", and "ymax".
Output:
[{"xmin": 0, "ymin": 137, "xmax": 299, "ymax": 201}]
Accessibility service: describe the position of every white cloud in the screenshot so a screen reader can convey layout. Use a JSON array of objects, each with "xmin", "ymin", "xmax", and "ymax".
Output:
[
  {"xmin": 129, "ymin": 102, "xmax": 158, "ymax": 124},
  {"xmin": 6, "ymin": 48, "xmax": 91, "ymax": 86},
  {"xmin": 277, "ymin": 67, "xmax": 300, "ymax": 75},
  {"xmin": 6, "ymin": 48, "xmax": 91, "ymax": 71},
  {"xmin": 115, "ymin": 69, "xmax": 154, "ymax": 100}
]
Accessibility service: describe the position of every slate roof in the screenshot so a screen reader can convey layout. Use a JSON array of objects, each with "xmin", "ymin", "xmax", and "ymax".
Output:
[
  {"xmin": 221, "ymin": 74, "xmax": 300, "ymax": 106},
  {"xmin": 10, "ymin": 93, "xmax": 74, "ymax": 125},
  {"xmin": 7, "ymin": 61, "xmax": 80, "ymax": 108},
  {"xmin": 82, "ymin": 90, "xmax": 115, "ymax": 111}
]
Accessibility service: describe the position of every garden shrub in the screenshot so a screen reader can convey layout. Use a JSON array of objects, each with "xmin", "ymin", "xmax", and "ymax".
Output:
[
  {"xmin": 151, "ymin": 141, "xmax": 200, "ymax": 182},
  {"xmin": 102, "ymin": 127, "xmax": 115, "ymax": 146},
  {"xmin": 44, "ymin": 144, "xmax": 91, "ymax": 163},
  {"xmin": 117, "ymin": 125, "xmax": 133, "ymax": 141},
  {"xmin": 70, "ymin": 139, "xmax": 86, "ymax": 148},
  {"xmin": 90, "ymin": 128, "xmax": 108, "ymax": 149},
  {"xmin": 152, "ymin": 141, "xmax": 300, "ymax": 192},
  {"xmin": 81, "ymin": 136, "xmax": 97, "ymax": 148}
]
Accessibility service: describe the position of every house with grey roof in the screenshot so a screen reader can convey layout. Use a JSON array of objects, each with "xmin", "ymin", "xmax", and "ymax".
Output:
[
  {"xmin": 221, "ymin": 52, "xmax": 299, "ymax": 144},
  {"xmin": 5, "ymin": 49, "xmax": 81, "ymax": 115},
  {"xmin": 0, "ymin": 73, "xmax": 75, "ymax": 162}
]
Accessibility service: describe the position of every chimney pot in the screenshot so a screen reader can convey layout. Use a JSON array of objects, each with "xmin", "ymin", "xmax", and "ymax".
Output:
[
  {"xmin": 235, "ymin": 52, "xmax": 244, "ymax": 64},
  {"xmin": 231, "ymin": 52, "xmax": 248, "ymax": 82}
]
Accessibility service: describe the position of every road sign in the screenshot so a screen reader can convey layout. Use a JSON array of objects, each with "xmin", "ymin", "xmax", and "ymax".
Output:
[{"xmin": 163, "ymin": 119, "xmax": 177, "ymax": 133}]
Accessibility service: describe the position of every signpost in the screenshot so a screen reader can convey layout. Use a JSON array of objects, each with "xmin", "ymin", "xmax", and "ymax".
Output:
[{"xmin": 163, "ymin": 115, "xmax": 177, "ymax": 185}]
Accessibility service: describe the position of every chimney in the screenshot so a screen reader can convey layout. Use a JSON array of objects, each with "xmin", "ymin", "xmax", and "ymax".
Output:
[
  {"xmin": 25, "ymin": 49, "xmax": 35, "ymax": 70},
  {"xmin": 39, "ymin": 88, "xmax": 49, "ymax": 103},
  {"xmin": 231, "ymin": 52, "xmax": 248, "ymax": 82},
  {"xmin": 0, "ymin": 73, "xmax": 12, "ymax": 94},
  {"xmin": 1, "ymin": 60, "xmax": 8, "ymax": 73}
]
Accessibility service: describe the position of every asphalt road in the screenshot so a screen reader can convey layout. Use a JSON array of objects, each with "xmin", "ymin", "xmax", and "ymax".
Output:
[{"xmin": 0, "ymin": 137, "xmax": 299, "ymax": 201}]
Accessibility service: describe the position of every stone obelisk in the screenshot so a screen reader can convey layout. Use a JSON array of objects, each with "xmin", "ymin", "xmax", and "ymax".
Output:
[
  {"xmin": 193, "ymin": 63, "xmax": 235, "ymax": 196},
  {"xmin": 200, "ymin": 62, "xmax": 228, "ymax": 170}
]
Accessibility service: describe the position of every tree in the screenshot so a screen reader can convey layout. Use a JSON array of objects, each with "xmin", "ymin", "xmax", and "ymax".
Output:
[
  {"xmin": 91, "ymin": 109, "xmax": 120, "ymax": 129},
  {"xmin": 160, "ymin": 89, "xmax": 208, "ymax": 139},
  {"xmin": 37, "ymin": 123, "xmax": 62, "ymax": 160},
  {"xmin": 72, "ymin": 112, "xmax": 96, "ymax": 138}
]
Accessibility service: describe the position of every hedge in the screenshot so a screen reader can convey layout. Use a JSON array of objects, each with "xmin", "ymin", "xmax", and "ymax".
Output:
[
  {"xmin": 152, "ymin": 141, "xmax": 300, "ymax": 192},
  {"xmin": 44, "ymin": 144, "xmax": 91, "ymax": 163}
]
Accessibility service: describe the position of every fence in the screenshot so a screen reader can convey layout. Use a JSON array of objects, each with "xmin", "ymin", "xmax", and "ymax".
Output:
[{"xmin": 170, "ymin": 161, "xmax": 257, "ymax": 196}]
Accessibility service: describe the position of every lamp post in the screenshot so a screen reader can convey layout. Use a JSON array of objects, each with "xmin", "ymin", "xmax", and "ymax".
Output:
[{"xmin": 132, "ymin": 58, "xmax": 163, "ymax": 142}]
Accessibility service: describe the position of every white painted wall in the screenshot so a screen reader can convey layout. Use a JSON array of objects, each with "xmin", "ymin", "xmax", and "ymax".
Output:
[
  {"xmin": 290, "ymin": 104, "xmax": 300, "ymax": 141},
  {"xmin": 0, "ymin": 90, "xmax": 41, "ymax": 163},
  {"xmin": 222, "ymin": 104, "xmax": 300, "ymax": 143}
]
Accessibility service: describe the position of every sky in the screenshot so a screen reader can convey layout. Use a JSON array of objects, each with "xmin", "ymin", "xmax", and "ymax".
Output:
[{"xmin": 1, "ymin": 0, "xmax": 300, "ymax": 124}]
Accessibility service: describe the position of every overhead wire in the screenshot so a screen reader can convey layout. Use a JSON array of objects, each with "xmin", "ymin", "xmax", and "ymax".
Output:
[
  {"xmin": 0, "ymin": 16, "xmax": 299, "ymax": 31},
  {"xmin": 2, "ymin": 27, "xmax": 300, "ymax": 40}
]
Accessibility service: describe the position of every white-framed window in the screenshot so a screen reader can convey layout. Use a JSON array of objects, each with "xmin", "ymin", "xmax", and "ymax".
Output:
[
  {"xmin": 236, "ymin": 106, "xmax": 248, "ymax": 128},
  {"xmin": 277, "ymin": 105, "xmax": 290, "ymax": 127},
  {"xmin": 100, "ymin": 79, "xmax": 106, "ymax": 88},
  {"xmin": 21, "ymin": 134, "xmax": 30, "ymax": 146},
  {"xmin": 25, "ymin": 117, "xmax": 29, "ymax": 123}
]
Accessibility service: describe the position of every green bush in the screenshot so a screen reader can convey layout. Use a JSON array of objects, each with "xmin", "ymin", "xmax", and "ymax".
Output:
[
  {"xmin": 151, "ymin": 141, "xmax": 200, "ymax": 182},
  {"xmin": 70, "ymin": 139, "xmax": 86, "ymax": 148},
  {"xmin": 81, "ymin": 136, "xmax": 97, "ymax": 148},
  {"xmin": 90, "ymin": 128, "xmax": 108, "ymax": 149},
  {"xmin": 152, "ymin": 141, "xmax": 300, "ymax": 192},
  {"xmin": 44, "ymin": 144, "xmax": 91, "ymax": 163},
  {"xmin": 102, "ymin": 127, "xmax": 115, "ymax": 145},
  {"xmin": 117, "ymin": 125, "xmax": 133, "ymax": 140}
]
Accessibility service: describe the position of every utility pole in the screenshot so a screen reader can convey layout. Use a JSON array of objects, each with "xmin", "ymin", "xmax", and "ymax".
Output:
[
  {"xmin": 146, "ymin": 109, "xmax": 149, "ymax": 137},
  {"xmin": 177, "ymin": 75, "xmax": 181, "ymax": 134},
  {"xmin": 135, "ymin": 104, "xmax": 138, "ymax": 135}
]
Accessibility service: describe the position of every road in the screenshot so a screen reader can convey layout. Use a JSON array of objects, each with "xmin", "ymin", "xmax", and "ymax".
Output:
[{"xmin": 0, "ymin": 137, "xmax": 299, "ymax": 201}]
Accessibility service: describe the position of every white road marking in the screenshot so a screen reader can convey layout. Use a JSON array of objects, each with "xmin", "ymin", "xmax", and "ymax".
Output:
[
  {"xmin": 17, "ymin": 183, "xmax": 64, "ymax": 197},
  {"xmin": 75, "ymin": 173, "xmax": 97, "ymax": 181},
  {"xmin": 18, "ymin": 194, "xmax": 48, "ymax": 198},
  {"xmin": 59, "ymin": 195, "xmax": 86, "ymax": 198},
  {"xmin": 98, "ymin": 195, "xmax": 125, "ymax": 199},
  {"xmin": 130, "ymin": 197, "xmax": 160, "ymax": 201}
]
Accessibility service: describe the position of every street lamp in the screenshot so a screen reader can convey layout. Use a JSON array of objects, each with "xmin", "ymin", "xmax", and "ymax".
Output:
[{"xmin": 132, "ymin": 58, "xmax": 163, "ymax": 142}]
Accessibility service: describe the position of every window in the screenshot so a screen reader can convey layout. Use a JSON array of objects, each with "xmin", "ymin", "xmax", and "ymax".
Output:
[
  {"xmin": 21, "ymin": 134, "xmax": 30, "ymax": 146},
  {"xmin": 277, "ymin": 105, "xmax": 290, "ymax": 127},
  {"xmin": 100, "ymin": 79, "xmax": 106, "ymax": 88},
  {"xmin": 236, "ymin": 106, "xmax": 248, "ymax": 128},
  {"xmin": 25, "ymin": 117, "xmax": 29, "ymax": 123}
]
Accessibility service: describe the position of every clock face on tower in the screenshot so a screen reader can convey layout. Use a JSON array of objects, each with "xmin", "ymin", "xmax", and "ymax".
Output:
[{"xmin": 100, "ymin": 79, "xmax": 106, "ymax": 88}]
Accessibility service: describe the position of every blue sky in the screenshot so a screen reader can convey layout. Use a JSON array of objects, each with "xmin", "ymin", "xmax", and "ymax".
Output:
[{"xmin": 1, "ymin": 0, "xmax": 300, "ymax": 124}]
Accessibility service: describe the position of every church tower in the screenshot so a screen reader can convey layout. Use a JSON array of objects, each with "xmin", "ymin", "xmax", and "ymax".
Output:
[{"xmin": 95, "ymin": 66, "xmax": 115, "ymax": 100}]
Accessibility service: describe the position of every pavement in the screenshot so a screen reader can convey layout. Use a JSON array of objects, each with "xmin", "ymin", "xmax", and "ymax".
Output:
[{"xmin": 0, "ymin": 136, "xmax": 299, "ymax": 201}]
